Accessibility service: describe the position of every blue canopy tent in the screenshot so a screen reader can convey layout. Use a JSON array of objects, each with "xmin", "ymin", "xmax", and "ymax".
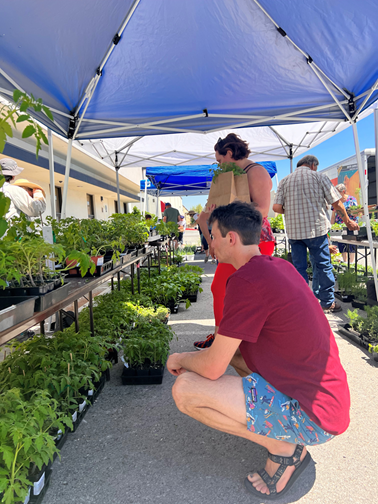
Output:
[
  {"xmin": 1, "ymin": 0, "xmax": 378, "ymax": 290},
  {"xmin": 144, "ymin": 163, "xmax": 277, "ymax": 198}
]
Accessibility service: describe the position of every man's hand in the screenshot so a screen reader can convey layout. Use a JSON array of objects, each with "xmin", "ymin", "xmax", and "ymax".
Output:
[
  {"xmin": 346, "ymin": 220, "xmax": 359, "ymax": 231},
  {"xmin": 167, "ymin": 353, "xmax": 187, "ymax": 376}
]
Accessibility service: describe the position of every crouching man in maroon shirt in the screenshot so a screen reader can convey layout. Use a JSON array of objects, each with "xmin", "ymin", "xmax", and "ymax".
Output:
[{"xmin": 167, "ymin": 201, "xmax": 350, "ymax": 500}]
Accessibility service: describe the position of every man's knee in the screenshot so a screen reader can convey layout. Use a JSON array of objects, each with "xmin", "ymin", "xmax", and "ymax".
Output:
[{"xmin": 172, "ymin": 373, "xmax": 193, "ymax": 412}]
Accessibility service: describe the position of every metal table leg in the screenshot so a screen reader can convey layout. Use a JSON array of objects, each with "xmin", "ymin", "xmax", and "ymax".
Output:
[
  {"xmin": 74, "ymin": 300, "xmax": 79, "ymax": 333},
  {"xmin": 89, "ymin": 291, "xmax": 94, "ymax": 337}
]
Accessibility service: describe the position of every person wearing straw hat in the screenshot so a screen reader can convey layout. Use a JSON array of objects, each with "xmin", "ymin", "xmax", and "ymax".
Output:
[{"xmin": 0, "ymin": 158, "xmax": 46, "ymax": 220}]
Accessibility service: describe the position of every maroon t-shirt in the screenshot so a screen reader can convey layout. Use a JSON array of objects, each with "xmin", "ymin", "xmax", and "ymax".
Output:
[{"xmin": 218, "ymin": 255, "xmax": 350, "ymax": 435}]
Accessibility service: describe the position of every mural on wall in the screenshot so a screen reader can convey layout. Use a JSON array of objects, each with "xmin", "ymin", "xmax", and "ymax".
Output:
[{"xmin": 329, "ymin": 165, "xmax": 361, "ymax": 204}]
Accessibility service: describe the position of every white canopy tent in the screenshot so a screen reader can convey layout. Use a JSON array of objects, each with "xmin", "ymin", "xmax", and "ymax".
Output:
[
  {"xmin": 1, "ymin": 0, "xmax": 378, "ymax": 293},
  {"xmin": 75, "ymin": 120, "xmax": 362, "ymax": 170}
]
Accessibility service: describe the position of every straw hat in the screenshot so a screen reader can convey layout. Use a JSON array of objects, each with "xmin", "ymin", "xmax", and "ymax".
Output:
[{"xmin": 13, "ymin": 179, "xmax": 46, "ymax": 197}]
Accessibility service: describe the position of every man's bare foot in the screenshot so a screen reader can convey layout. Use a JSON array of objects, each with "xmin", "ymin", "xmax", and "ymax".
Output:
[{"xmin": 247, "ymin": 445, "xmax": 308, "ymax": 496}]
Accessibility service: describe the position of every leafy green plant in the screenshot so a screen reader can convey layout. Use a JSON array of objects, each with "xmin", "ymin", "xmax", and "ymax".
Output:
[
  {"xmin": 210, "ymin": 162, "xmax": 244, "ymax": 182},
  {"xmin": 0, "ymin": 90, "xmax": 53, "ymax": 157},
  {"xmin": 346, "ymin": 306, "xmax": 378, "ymax": 341},
  {"xmin": 1, "ymin": 236, "xmax": 66, "ymax": 287},
  {"xmin": 0, "ymin": 388, "xmax": 71, "ymax": 504},
  {"xmin": 121, "ymin": 319, "xmax": 175, "ymax": 368},
  {"xmin": 337, "ymin": 270, "xmax": 367, "ymax": 296},
  {"xmin": 0, "ymin": 330, "xmax": 115, "ymax": 415},
  {"xmin": 269, "ymin": 214, "xmax": 284, "ymax": 230}
]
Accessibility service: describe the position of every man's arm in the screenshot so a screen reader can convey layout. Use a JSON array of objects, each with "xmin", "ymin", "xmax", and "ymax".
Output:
[
  {"xmin": 8, "ymin": 186, "xmax": 46, "ymax": 217},
  {"xmin": 332, "ymin": 199, "xmax": 359, "ymax": 231},
  {"xmin": 167, "ymin": 334, "xmax": 242, "ymax": 380},
  {"xmin": 272, "ymin": 204, "xmax": 284, "ymax": 214},
  {"xmin": 196, "ymin": 210, "xmax": 214, "ymax": 256}
]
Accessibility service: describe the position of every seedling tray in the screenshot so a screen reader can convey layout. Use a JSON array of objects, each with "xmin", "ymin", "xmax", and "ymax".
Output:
[
  {"xmin": 34, "ymin": 283, "xmax": 71, "ymax": 312},
  {"xmin": 68, "ymin": 260, "xmax": 113, "ymax": 277},
  {"xmin": 337, "ymin": 324, "xmax": 377, "ymax": 350},
  {"xmin": 53, "ymin": 430, "xmax": 69, "ymax": 459},
  {"xmin": 0, "ymin": 281, "xmax": 60, "ymax": 297},
  {"xmin": 121, "ymin": 365, "xmax": 165, "ymax": 385},
  {"xmin": 351, "ymin": 299, "xmax": 367, "ymax": 309},
  {"xmin": 30, "ymin": 469, "xmax": 52, "ymax": 504},
  {"xmin": 334, "ymin": 290, "xmax": 354, "ymax": 303},
  {"xmin": 0, "ymin": 296, "xmax": 37, "ymax": 332}
]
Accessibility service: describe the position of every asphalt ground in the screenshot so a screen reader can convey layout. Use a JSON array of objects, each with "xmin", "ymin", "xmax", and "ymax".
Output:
[{"xmin": 43, "ymin": 235, "xmax": 377, "ymax": 504}]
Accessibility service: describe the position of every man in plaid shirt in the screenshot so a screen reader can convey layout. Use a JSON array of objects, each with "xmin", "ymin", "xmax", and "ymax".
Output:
[{"xmin": 273, "ymin": 155, "xmax": 359, "ymax": 313}]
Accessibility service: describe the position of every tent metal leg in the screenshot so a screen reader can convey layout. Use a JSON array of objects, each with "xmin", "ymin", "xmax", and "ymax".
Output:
[
  {"xmin": 61, "ymin": 138, "xmax": 73, "ymax": 219},
  {"xmin": 375, "ymin": 109, "xmax": 378, "ymax": 206},
  {"xmin": 352, "ymin": 122, "xmax": 378, "ymax": 296},
  {"xmin": 115, "ymin": 165, "xmax": 121, "ymax": 213},
  {"xmin": 48, "ymin": 129, "xmax": 56, "ymax": 219}
]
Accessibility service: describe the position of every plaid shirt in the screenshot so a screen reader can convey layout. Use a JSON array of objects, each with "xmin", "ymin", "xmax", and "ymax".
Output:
[{"xmin": 274, "ymin": 166, "xmax": 341, "ymax": 240}]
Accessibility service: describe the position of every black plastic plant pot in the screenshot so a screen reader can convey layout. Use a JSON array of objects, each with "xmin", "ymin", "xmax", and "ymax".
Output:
[
  {"xmin": 166, "ymin": 300, "xmax": 179, "ymax": 313},
  {"xmin": 0, "ymin": 284, "xmax": 50, "ymax": 297},
  {"xmin": 30, "ymin": 469, "xmax": 52, "ymax": 504},
  {"xmin": 53, "ymin": 430, "xmax": 69, "ymax": 461},
  {"xmin": 351, "ymin": 299, "xmax": 366, "ymax": 310},
  {"xmin": 105, "ymin": 348, "xmax": 118, "ymax": 364},
  {"xmin": 338, "ymin": 324, "xmax": 364, "ymax": 346},
  {"xmin": 334, "ymin": 291, "xmax": 354, "ymax": 303},
  {"xmin": 136, "ymin": 367, "xmax": 149, "ymax": 377},
  {"xmin": 121, "ymin": 365, "xmax": 165, "ymax": 386}
]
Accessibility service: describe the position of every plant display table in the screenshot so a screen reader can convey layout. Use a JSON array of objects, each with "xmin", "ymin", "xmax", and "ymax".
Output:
[{"xmin": 0, "ymin": 249, "xmax": 154, "ymax": 346}]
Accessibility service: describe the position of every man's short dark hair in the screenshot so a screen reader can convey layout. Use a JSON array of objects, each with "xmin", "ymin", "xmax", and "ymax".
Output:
[
  {"xmin": 208, "ymin": 202, "xmax": 262, "ymax": 245},
  {"xmin": 297, "ymin": 155, "xmax": 319, "ymax": 168}
]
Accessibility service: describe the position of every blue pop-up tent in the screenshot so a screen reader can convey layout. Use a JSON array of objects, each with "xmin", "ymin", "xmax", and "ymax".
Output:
[
  {"xmin": 1, "ymin": 0, "xmax": 378, "ymax": 290},
  {"xmin": 144, "ymin": 163, "xmax": 277, "ymax": 197}
]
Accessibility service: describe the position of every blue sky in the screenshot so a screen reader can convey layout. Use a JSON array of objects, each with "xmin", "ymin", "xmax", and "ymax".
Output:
[{"xmin": 182, "ymin": 114, "xmax": 376, "ymax": 210}]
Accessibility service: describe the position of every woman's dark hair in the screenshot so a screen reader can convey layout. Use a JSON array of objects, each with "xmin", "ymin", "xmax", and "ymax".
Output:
[
  {"xmin": 214, "ymin": 133, "xmax": 251, "ymax": 160},
  {"xmin": 208, "ymin": 201, "xmax": 262, "ymax": 245},
  {"xmin": 4, "ymin": 175, "xmax": 13, "ymax": 183}
]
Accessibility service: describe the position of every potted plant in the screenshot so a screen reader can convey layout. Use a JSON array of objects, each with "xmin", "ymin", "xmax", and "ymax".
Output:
[
  {"xmin": 120, "ymin": 319, "xmax": 175, "ymax": 385},
  {"xmin": 0, "ymin": 388, "xmax": 71, "ymax": 504}
]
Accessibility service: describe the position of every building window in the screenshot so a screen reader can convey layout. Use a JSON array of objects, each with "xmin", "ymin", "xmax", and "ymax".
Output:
[
  {"xmin": 87, "ymin": 194, "xmax": 95, "ymax": 219},
  {"xmin": 114, "ymin": 200, "xmax": 118, "ymax": 213},
  {"xmin": 55, "ymin": 186, "xmax": 62, "ymax": 220},
  {"xmin": 123, "ymin": 202, "xmax": 127, "ymax": 214}
]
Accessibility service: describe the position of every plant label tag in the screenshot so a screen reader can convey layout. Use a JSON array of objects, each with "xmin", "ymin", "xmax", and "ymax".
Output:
[
  {"xmin": 33, "ymin": 472, "xmax": 45, "ymax": 496},
  {"xmin": 342, "ymin": 230, "xmax": 347, "ymax": 235},
  {"xmin": 23, "ymin": 488, "xmax": 31, "ymax": 504},
  {"xmin": 72, "ymin": 411, "xmax": 77, "ymax": 422},
  {"xmin": 97, "ymin": 257, "xmax": 104, "ymax": 266},
  {"xmin": 79, "ymin": 400, "xmax": 86, "ymax": 412},
  {"xmin": 56, "ymin": 429, "xmax": 63, "ymax": 441},
  {"xmin": 88, "ymin": 389, "xmax": 94, "ymax": 396}
]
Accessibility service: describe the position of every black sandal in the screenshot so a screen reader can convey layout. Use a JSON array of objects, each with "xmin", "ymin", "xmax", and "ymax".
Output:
[{"xmin": 244, "ymin": 445, "xmax": 312, "ymax": 500}]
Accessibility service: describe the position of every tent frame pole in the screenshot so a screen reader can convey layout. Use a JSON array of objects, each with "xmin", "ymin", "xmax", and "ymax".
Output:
[
  {"xmin": 275, "ymin": 174, "xmax": 289, "ymax": 250},
  {"xmin": 61, "ymin": 139, "xmax": 73, "ymax": 219},
  {"xmin": 47, "ymin": 129, "xmax": 56, "ymax": 219},
  {"xmin": 375, "ymin": 109, "xmax": 378, "ymax": 208},
  {"xmin": 115, "ymin": 152, "xmax": 121, "ymax": 213},
  {"xmin": 143, "ymin": 169, "xmax": 147, "ymax": 216},
  {"xmin": 351, "ymin": 122, "xmax": 378, "ymax": 297}
]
